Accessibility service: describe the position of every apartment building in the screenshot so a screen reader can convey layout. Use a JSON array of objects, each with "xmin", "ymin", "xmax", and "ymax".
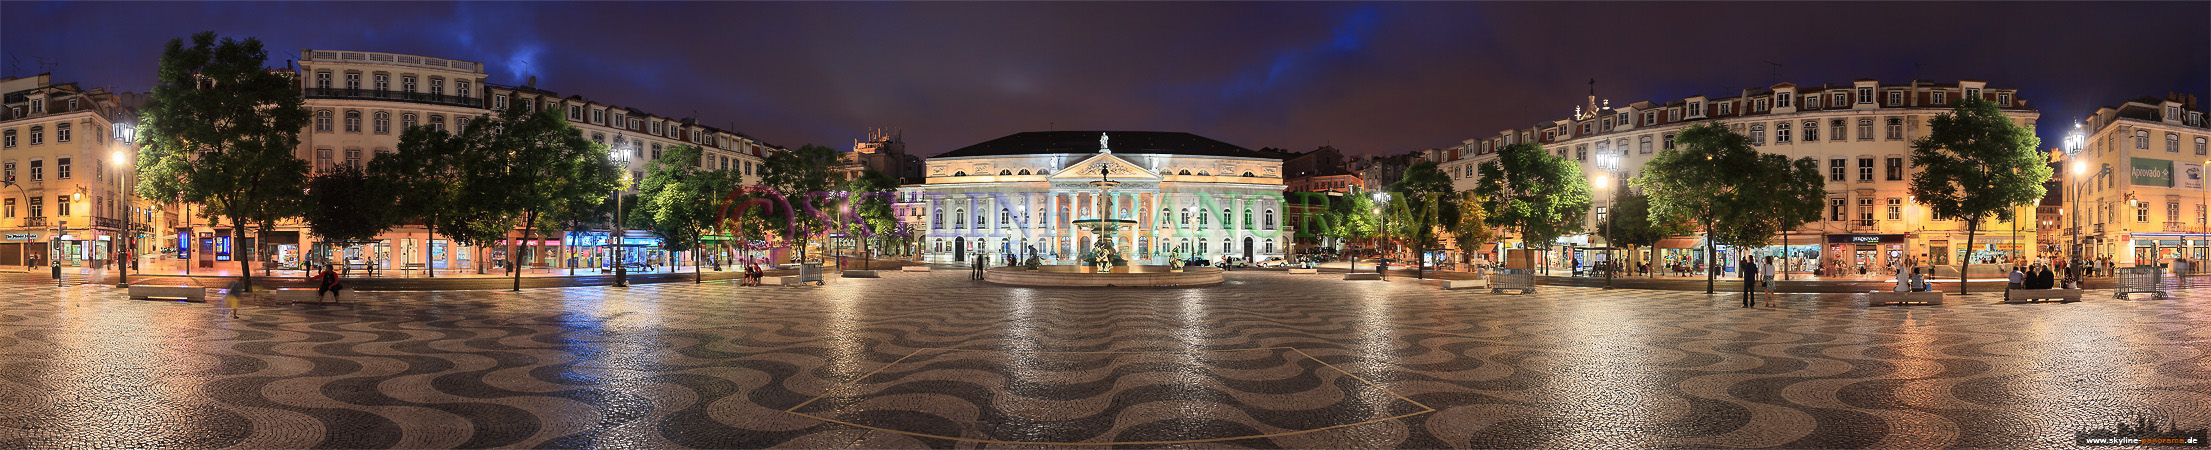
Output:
[
  {"xmin": 1437, "ymin": 79, "xmax": 2041, "ymax": 274},
  {"xmin": 2067, "ymin": 94, "xmax": 2210, "ymax": 267},
  {"xmin": 0, "ymin": 74, "xmax": 149, "ymax": 269}
]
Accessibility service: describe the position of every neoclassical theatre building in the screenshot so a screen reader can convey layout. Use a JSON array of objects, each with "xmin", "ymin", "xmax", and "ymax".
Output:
[{"xmin": 905, "ymin": 131, "xmax": 1291, "ymax": 264}]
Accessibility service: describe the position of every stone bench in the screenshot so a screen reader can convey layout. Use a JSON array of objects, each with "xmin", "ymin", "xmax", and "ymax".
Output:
[
  {"xmin": 128, "ymin": 285, "xmax": 207, "ymax": 302},
  {"xmin": 901, "ymin": 266, "xmax": 931, "ymax": 272},
  {"xmin": 842, "ymin": 270, "xmax": 879, "ymax": 278},
  {"xmin": 1868, "ymin": 290, "xmax": 1944, "ymax": 305},
  {"xmin": 273, "ymin": 288, "xmax": 342, "ymax": 304},
  {"xmin": 1287, "ymin": 268, "xmax": 1319, "ymax": 274},
  {"xmin": 1442, "ymin": 279, "xmax": 1489, "ymax": 290},
  {"xmin": 2005, "ymin": 288, "xmax": 2082, "ymax": 303},
  {"xmin": 1343, "ymin": 272, "xmax": 1382, "ymax": 281}
]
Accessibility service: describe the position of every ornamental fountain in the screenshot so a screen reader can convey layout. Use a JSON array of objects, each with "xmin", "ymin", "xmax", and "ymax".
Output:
[{"xmin": 984, "ymin": 133, "xmax": 1223, "ymax": 287}]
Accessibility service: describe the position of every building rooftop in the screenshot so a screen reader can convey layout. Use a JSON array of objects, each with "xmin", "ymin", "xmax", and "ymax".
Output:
[{"xmin": 933, "ymin": 131, "xmax": 1285, "ymax": 159}]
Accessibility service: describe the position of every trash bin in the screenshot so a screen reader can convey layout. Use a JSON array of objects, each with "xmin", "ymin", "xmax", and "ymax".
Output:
[{"xmin": 798, "ymin": 262, "xmax": 825, "ymax": 286}]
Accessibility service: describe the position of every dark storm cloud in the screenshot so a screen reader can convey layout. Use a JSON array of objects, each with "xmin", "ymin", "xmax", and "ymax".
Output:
[{"xmin": 5, "ymin": 1, "xmax": 2205, "ymax": 157}]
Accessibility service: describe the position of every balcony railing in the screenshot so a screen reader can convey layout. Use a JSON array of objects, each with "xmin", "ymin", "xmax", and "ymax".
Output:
[
  {"xmin": 303, "ymin": 87, "xmax": 482, "ymax": 109},
  {"xmin": 21, "ymin": 217, "xmax": 46, "ymax": 228},
  {"xmin": 95, "ymin": 217, "xmax": 122, "ymax": 230},
  {"xmin": 2166, "ymin": 221, "xmax": 2187, "ymax": 233}
]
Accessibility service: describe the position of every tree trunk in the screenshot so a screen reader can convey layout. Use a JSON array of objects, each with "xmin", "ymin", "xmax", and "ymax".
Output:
[
  {"xmin": 694, "ymin": 236, "xmax": 703, "ymax": 284},
  {"xmin": 426, "ymin": 216, "xmax": 437, "ymax": 278},
  {"xmin": 1960, "ymin": 215, "xmax": 1979, "ymax": 295},
  {"xmin": 232, "ymin": 216, "xmax": 255, "ymax": 293},
  {"xmin": 1704, "ymin": 221, "xmax": 1717, "ymax": 294},
  {"xmin": 514, "ymin": 210, "xmax": 535, "ymax": 292}
]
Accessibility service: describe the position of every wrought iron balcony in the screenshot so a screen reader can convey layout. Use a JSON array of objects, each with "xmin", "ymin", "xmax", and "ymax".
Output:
[
  {"xmin": 303, "ymin": 87, "xmax": 483, "ymax": 109},
  {"xmin": 95, "ymin": 217, "xmax": 122, "ymax": 230},
  {"xmin": 21, "ymin": 217, "xmax": 46, "ymax": 228},
  {"xmin": 2165, "ymin": 221, "xmax": 2187, "ymax": 233}
]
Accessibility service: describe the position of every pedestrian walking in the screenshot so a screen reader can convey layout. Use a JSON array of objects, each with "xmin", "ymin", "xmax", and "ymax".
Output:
[
  {"xmin": 1761, "ymin": 256, "xmax": 1778, "ymax": 306},
  {"xmin": 1740, "ymin": 257, "xmax": 1758, "ymax": 307}
]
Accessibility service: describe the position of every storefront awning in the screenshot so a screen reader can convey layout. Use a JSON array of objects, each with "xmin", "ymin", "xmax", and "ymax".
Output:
[{"xmin": 1655, "ymin": 237, "xmax": 1700, "ymax": 249}]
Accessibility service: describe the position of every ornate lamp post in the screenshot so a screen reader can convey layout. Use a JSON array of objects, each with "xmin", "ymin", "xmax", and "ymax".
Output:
[
  {"xmin": 611, "ymin": 139, "xmax": 633, "ymax": 287},
  {"xmin": 114, "ymin": 147, "xmax": 134, "ymax": 287}
]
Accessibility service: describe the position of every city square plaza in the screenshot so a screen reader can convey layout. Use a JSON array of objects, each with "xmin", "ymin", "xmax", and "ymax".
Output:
[{"xmin": 2, "ymin": 268, "xmax": 2208, "ymax": 449}]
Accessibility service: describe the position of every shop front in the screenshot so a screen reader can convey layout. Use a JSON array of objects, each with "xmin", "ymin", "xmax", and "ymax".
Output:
[
  {"xmin": 1, "ymin": 232, "xmax": 38, "ymax": 266},
  {"xmin": 2127, "ymin": 233, "xmax": 2209, "ymax": 269},
  {"xmin": 1824, "ymin": 234, "xmax": 1907, "ymax": 276}
]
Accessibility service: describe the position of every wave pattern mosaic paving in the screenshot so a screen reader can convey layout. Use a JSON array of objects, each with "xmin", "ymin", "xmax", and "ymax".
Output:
[{"xmin": 2, "ymin": 272, "xmax": 2208, "ymax": 448}]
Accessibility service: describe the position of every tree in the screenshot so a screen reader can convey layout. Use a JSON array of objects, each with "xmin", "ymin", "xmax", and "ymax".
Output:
[
  {"xmin": 370, "ymin": 126, "xmax": 478, "ymax": 277},
  {"xmin": 1325, "ymin": 189, "xmax": 1379, "ymax": 246},
  {"xmin": 1447, "ymin": 191, "xmax": 1496, "ymax": 267},
  {"xmin": 1388, "ymin": 161, "xmax": 1456, "ymax": 267},
  {"xmin": 845, "ymin": 169, "xmax": 902, "ymax": 266},
  {"xmin": 1637, "ymin": 122, "xmax": 1825, "ymax": 293},
  {"xmin": 756, "ymin": 144, "xmax": 841, "ymax": 262},
  {"xmin": 1908, "ymin": 97, "xmax": 2049, "ymax": 294},
  {"xmin": 1594, "ymin": 186, "xmax": 1681, "ymax": 277},
  {"xmin": 1475, "ymin": 142, "xmax": 1593, "ymax": 272},
  {"xmin": 302, "ymin": 164, "xmax": 399, "ymax": 253},
  {"xmin": 136, "ymin": 32, "xmax": 311, "ymax": 292},
  {"xmin": 463, "ymin": 105, "xmax": 620, "ymax": 291},
  {"xmin": 633, "ymin": 144, "xmax": 735, "ymax": 283}
]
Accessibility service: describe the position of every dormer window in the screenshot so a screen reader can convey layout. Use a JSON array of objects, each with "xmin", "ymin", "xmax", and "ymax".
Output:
[
  {"xmin": 1856, "ymin": 87, "xmax": 1874, "ymax": 103},
  {"xmin": 1776, "ymin": 92, "xmax": 1793, "ymax": 108},
  {"xmin": 2170, "ymin": 106, "xmax": 2182, "ymax": 121},
  {"xmin": 1754, "ymin": 98, "xmax": 1769, "ymax": 112},
  {"xmin": 1805, "ymin": 95, "xmax": 1819, "ymax": 109},
  {"xmin": 1688, "ymin": 101, "xmax": 1703, "ymax": 116},
  {"xmin": 1932, "ymin": 91, "xmax": 1947, "ymax": 105},
  {"xmin": 1888, "ymin": 91, "xmax": 1903, "ymax": 106},
  {"xmin": 1997, "ymin": 92, "xmax": 2011, "ymax": 106},
  {"xmin": 1965, "ymin": 88, "xmax": 1981, "ymax": 100},
  {"xmin": 1832, "ymin": 92, "xmax": 1845, "ymax": 106}
]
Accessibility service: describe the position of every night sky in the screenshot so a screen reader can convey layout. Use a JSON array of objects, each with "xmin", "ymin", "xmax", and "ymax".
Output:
[{"xmin": 5, "ymin": 1, "xmax": 2206, "ymax": 157}]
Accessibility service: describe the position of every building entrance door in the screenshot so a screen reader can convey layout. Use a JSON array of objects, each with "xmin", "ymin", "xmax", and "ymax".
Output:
[
  {"xmin": 953, "ymin": 237, "xmax": 965, "ymax": 262},
  {"xmin": 1243, "ymin": 237, "xmax": 1253, "ymax": 262}
]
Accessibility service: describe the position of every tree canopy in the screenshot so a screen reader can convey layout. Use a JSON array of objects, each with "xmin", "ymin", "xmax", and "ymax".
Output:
[
  {"xmin": 461, "ymin": 104, "xmax": 619, "ymax": 290},
  {"xmin": 136, "ymin": 31, "xmax": 311, "ymax": 292},
  {"xmin": 1907, "ymin": 97, "xmax": 2048, "ymax": 293},
  {"xmin": 756, "ymin": 144, "xmax": 843, "ymax": 261},
  {"xmin": 1474, "ymin": 143, "xmax": 1592, "ymax": 250},
  {"xmin": 1636, "ymin": 122, "xmax": 1825, "ymax": 292}
]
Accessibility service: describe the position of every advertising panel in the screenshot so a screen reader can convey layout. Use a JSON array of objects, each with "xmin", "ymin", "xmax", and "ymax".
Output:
[
  {"xmin": 2132, "ymin": 157, "xmax": 2174, "ymax": 187},
  {"xmin": 2183, "ymin": 161, "xmax": 2204, "ymax": 190}
]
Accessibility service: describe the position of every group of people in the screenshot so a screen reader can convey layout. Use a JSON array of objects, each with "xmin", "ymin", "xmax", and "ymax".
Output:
[
  {"xmin": 2007, "ymin": 264, "xmax": 2066, "ymax": 290},
  {"xmin": 1738, "ymin": 256, "xmax": 1778, "ymax": 307},
  {"xmin": 738, "ymin": 261, "xmax": 765, "ymax": 286}
]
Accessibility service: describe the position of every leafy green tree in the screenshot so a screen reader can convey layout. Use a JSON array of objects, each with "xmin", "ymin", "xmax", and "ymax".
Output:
[
  {"xmin": 845, "ymin": 169, "xmax": 902, "ymax": 265},
  {"xmin": 1325, "ymin": 189, "xmax": 1379, "ymax": 245},
  {"xmin": 633, "ymin": 144, "xmax": 736, "ymax": 282},
  {"xmin": 757, "ymin": 144, "xmax": 841, "ymax": 262},
  {"xmin": 1594, "ymin": 186, "xmax": 1681, "ymax": 277},
  {"xmin": 1637, "ymin": 122, "xmax": 1825, "ymax": 293},
  {"xmin": 462, "ymin": 105, "xmax": 620, "ymax": 291},
  {"xmin": 1475, "ymin": 142, "xmax": 1593, "ymax": 271},
  {"xmin": 1908, "ymin": 97, "xmax": 2049, "ymax": 294},
  {"xmin": 367, "ymin": 126, "xmax": 474, "ymax": 276},
  {"xmin": 302, "ymin": 164, "xmax": 398, "ymax": 251},
  {"xmin": 1447, "ymin": 191, "xmax": 1496, "ymax": 267},
  {"xmin": 1388, "ymin": 161, "xmax": 1456, "ymax": 265},
  {"xmin": 136, "ymin": 32, "xmax": 311, "ymax": 292}
]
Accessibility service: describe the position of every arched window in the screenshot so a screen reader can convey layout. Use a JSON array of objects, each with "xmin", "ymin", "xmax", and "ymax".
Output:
[
  {"xmin": 1242, "ymin": 172, "xmax": 1255, "ymax": 177},
  {"xmin": 1222, "ymin": 209, "xmax": 1232, "ymax": 228},
  {"xmin": 955, "ymin": 208, "xmax": 966, "ymax": 228},
  {"xmin": 934, "ymin": 209, "xmax": 943, "ymax": 229},
  {"xmin": 1264, "ymin": 239, "xmax": 1276, "ymax": 254},
  {"xmin": 1038, "ymin": 169, "xmax": 1050, "ymax": 175},
  {"xmin": 1000, "ymin": 208, "xmax": 1011, "ymax": 227},
  {"xmin": 401, "ymin": 113, "xmax": 418, "ymax": 130},
  {"xmin": 1198, "ymin": 171, "xmax": 1210, "ymax": 176},
  {"xmin": 1223, "ymin": 238, "xmax": 1233, "ymax": 252},
  {"xmin": 373, "ymin": 111, "xmax": 390, "ymax": 134},
  {"xmin": 953, "ymin": 171, "xmax": 967, "ymax": 176},
  {"xmin": 315, "ymin": 110, "xmax": 333, "ymax": 132},
  {"xmin": 1198, "ymin": 240, "xmax": 1208, "ymax": 254},
  {"xmin": 2136, "ymin": 130, "xmax": 2150, "ymax": 149},
  {"xmin": 1197, "ymin": 209, "xmax": 1207, "ymax": 227},
  {"xmin": 1264, "ymin": 209, "xmax": 1275, "ymax": 229},
  {"xmin": 343, "ymin": 110, "xmax": 362, "ymax": 133},
  {"xmin": 1181, "ymin": 208, "xmax": 1191, "ymax": 225},
  {"xmin": 1160, "ymin": 208, "xmax": 1172, "ymax": 225},
  {"xmin": 1180, "ymin": 238, "xmax": 1191, "ymax": 253},
  {"xmin": 999, "ymin": 169, "xmax": 1012, "ymax": 175},
  {"xmin": 1018, "ymin": 169, "xmax": 1031, "ymax": 175},
  {"xmin": 1178, "ymin": 170, "xmax": 1191, "ymax": 175}
]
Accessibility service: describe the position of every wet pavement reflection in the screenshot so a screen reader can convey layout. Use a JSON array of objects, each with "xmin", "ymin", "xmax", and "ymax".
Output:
[{"xmin": 0, "ymin": 272, "xmax": 2207, "ymax": 448}]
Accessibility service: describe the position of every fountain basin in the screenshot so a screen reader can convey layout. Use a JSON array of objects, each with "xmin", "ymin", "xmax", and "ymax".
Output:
[{"xmin": 986, "ymin": 265, "xmax": 1223, "ymax": 287}]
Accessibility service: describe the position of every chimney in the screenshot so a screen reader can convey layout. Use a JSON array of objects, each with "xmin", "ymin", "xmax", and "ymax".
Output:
[{"xmin": 527, "ymin": 76, "xmax": 536, "ymax": 88}]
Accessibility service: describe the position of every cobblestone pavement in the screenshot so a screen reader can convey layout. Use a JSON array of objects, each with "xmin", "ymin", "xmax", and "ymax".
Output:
[{"xmin": 2, "ymin": 271, "xmax": 2208, "ymax": 448}]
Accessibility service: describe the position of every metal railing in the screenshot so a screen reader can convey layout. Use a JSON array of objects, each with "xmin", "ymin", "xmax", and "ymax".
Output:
[
  {"xmin": 21, "ymin": 217, "xmax": 46, "ymax": 228},
  {"xmin": 2166, "ymin": 222, "xmax": 2187, "ymax": 232},
  {"xmin": 303, "ymin": 87, "xmax": 482, "ymax": 109},
  {"xmin": 94, "ymin": 217, "xmax": 122, "ymax": 230}
]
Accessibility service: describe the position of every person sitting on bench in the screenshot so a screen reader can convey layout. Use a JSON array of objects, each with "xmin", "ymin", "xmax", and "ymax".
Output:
[
  {"xmin": 1908, "ymin": 268, "xmax": 1929, "ymax": 292},
  {"xmin": 741, "ymin": 262, "xmax": 764, "ymax": 286},
  {"xmin": 314, "ymin": 266, "xmax": 344, "ymax": 302}
]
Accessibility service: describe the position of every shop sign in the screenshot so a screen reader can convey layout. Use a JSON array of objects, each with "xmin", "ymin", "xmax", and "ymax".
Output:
[
  {"xmin": 3, "ymin": 233, "xmax": 34, "ymax": 241},
  {"xmin": 2184, "ymin": 161, "xmax": 2205, "ymax": 190},
  {"xmin": 2132, "ymin": 157, "xmax": 2174, "ymax": 187},
  {"xmin": 1826, "ymin": 234, "xmax": 1904, "ymax": 244}
]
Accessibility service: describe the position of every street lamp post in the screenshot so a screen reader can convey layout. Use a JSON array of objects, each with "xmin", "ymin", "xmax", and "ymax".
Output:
[
  {"xmin": 611, "ymin": 140, "xmax": 632, "ymax": 288},
  {"xmin": 114, "ymin": 147, "xmax": 133, "ymax": 287},
  {"xmin": 2064, "ymin": 126, "xmax": 2085, "ymax": 281},
  {"xmin": 1372, "ymin": 192, "xmax": 1390, "ymax": 275},
  {"xmin": 1595, "ymin": 173, "xmax": 1614, "ymax": 289}
]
